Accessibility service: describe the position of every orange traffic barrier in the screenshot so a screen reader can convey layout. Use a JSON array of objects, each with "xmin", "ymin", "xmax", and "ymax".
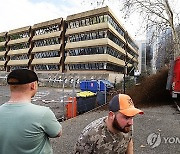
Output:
[{"xmin": 66, "ymin": 97, "xmax": 77, "ymax": 119}]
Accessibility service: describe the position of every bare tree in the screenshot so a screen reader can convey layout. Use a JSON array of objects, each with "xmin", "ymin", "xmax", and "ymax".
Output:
[
  {"xmin": 155, "ymin": 24, "xmax": 180, "ymax": 70},
  {"xmin": 84, "ymin": 0, "xmax": 180, "ymax": 59}
]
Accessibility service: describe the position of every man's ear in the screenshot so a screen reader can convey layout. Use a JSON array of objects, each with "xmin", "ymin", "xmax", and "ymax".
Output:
[
  {"xmin": 30, "ymin": 82, "xmax": 36, "ymax": 90},
  {"xmin": 108, "ymin": 111, "xmax": 115, "ymax": 121}
]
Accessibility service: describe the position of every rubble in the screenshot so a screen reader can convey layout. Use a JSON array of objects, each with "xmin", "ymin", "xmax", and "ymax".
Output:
[{"xmin": 126, "ymin": 68, "xmax": 173, "ymax": 108}]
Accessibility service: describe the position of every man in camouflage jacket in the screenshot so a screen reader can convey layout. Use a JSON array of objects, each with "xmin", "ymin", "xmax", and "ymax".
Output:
[{"xmin": 74, "ymin": 94, "xmax": 144, "ymax": 154}]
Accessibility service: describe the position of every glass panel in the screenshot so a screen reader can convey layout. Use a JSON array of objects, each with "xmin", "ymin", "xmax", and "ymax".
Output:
[
  {"xmin": 107, "ymin": 31, "xmax": 125, "ymax": 48},
  {"xmin": 34, "ymin": 24, "xmax": 60, "ymax": 35},
  {"xmin": 34, "ymin": 37, "xmax": 60, "ymax": 47},
  {"xmin": 68, "ymin": 30, "xmax": 107, "ymax": 43},
  {"xmin": 81, "ymin": 19, "xmax": 86, "ymax": 27},
  {"xmin": 104, "ymin": 15, "xmax": 108, "ymax": 22},
  {"xmin": 0, "ymin": 57, "xmax": 5, "ymax": 61},
  {"xmin": 93, "ymin": 16, "xmax": 97, "ymax": 24},
  {"xmin": 11, "ymin": 66, "xmax": 28, "ymax": 70},
  {"xmin": 34, "ymin": 64, "xmax": 59, "ymax": 71},
  {"xmin": 99, "ymin": 15, "xmax": 104, "ymax": 23},
  {"xmin": 34, "ymin": 50, "xmax": 59, "ymax": 58},
  {"xmin": 0, "ymin": 46, "xmax": 6, "ymax": 52},
  {"xmin": 0, "ymin": 36, "xmax": 6, "ymax": 42},
  {"xmin": 107, "ymin": 15, "xmax": 125, "ymax": 37},
  {"xmin": 10, "ymin": 32, "xmax": 29, "ymax": 40},
  {"xmin": 10, "ymin": 42, "xmax": 29, "ymax": 50}
]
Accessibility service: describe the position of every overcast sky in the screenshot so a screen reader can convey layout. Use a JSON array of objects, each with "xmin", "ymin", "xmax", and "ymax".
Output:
[{"xmin": 0, "ymin": 0, "xmax": 150, "ymax": 40}]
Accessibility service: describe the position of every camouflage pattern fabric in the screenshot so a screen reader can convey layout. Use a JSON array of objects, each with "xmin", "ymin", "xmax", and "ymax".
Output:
[{"xmin": 74, "ymin": 116, "xmax": 132, "ymax": 154}]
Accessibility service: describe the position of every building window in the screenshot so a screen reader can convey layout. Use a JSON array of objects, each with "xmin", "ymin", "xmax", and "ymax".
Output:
[
  {"xmin": 34, "ymin": 50, "xmax": 60, "ymax": 59},
  {"xmin": 34, "ymin": 64, "xmax": 59, "ymax": 71},
  {"xmin": 68, "ymin": 30, "xmax": 124, "ymax": 50},
  {"xmin": 127, "ymin": 37, "xmax": 139, "ymax": 51},
  {"xmin": 10, "ymin": 32, "xmax": 29, "ymax": 40},
  {"xmin": 106, "ymin": 63, "xmax": 124, "ymax": 73},
  {"xmin": 69, "ymin": 63, "xmax": 105, "ymax": 70},
  {"xmin": 68, "ymin": 46, "xmax": 125, "ymax": 61},
  {"xmin": 68, "ymin": 62, "xmax": 123, "ymax": 72},
  {"xmin": 127, "ymin": 47, "xmax": 138, "ymax": 59},
  {"xmin": 107, "ymin": 31, "xmax": 125, "ymax": 48},
  {"xmin": 10, "ymin": 42, "xmax": 29, "ymax": 50},
  {"xmin": 106, "ymin": 47, "xmax": 125, "ymax": 60},
  {"xmin": 0, "ymin": 36, "xmax": 6, "ymax": 42},
  {"xmin": 0, "ymin": 46, "xmax": 6, "ymax": 52},
  {"xmin": 68, "ymin": 46, "xmax": 105, "ymax": 56},
  {"xmin": 107, "ymin": 15, "xmax": 124, "ymax": 37},
  {"xmin": 34, "ymin": 24, "xmax": 60, "ymax": 35},
  {"xmin": 34, "ymin": 37, "xmax": 60, "ymax": 47},
  {"xmin": 10, "ymin": 54, "xmax": 29, "ymax": 60},
  {"xmin": 11, "ymin": 66, "xmax": 28, "ymax": 70},
  {"xmin": 0, "ymin": 57, "xmax": 5, "ymax": 61},
  {"xmin": 69, "ymin": 30, "xmax": 106, "ymax": 42},
  {"xmin": 67, "ymin": 14, "xmax": 124, "ymax": 37}
]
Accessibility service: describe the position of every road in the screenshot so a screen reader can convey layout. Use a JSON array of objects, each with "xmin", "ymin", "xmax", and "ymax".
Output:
[{"xmin": 0, "ymin": 86, "xmax": 180, "ymax": 153}]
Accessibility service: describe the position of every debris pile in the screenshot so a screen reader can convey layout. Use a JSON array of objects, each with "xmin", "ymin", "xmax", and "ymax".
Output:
[{"xmin": 126, "ymin": 67, "xmax": 173, "ymax": 107}]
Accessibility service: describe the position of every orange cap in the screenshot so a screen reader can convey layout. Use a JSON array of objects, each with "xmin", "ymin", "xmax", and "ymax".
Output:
[{"xmin": 109, "ymin": 94, "xmax": 144, "ymax": 116}]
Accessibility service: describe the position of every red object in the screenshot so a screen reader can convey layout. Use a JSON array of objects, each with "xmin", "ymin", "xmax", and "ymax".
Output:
[
  {"xmin": 173, "ymin": 57, "xmax": 180, "ymax": 92},
  {"xmin": 66, "ymin": 97, "xmax": 77, "ymax": 119}
]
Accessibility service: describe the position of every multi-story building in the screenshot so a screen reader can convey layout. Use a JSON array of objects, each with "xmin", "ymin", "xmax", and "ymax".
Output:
[
  {"xmin": 0, "ymin": 6, "xmax": 139, "ymax": 82},
  {"xmin": 6, "ymin": 26, "xmax": 31, "ymax": 71},
  {"xmin": 65, "ymin": 6, "xmax": 138, "ymax": 81},
  {"xmin": 136, "ymin": 40, "xmax": 146, "ymax": 74}
]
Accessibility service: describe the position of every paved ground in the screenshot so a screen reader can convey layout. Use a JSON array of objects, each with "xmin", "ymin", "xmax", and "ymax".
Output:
[
  {"xmin": 50, "ymin": 105, "xmax": 180, "ymax": 154},
  {"xmin": 133, "ymin": 105, "xmax": 180, "ymax": 154},
  {"xmin": 0, "ymin": 86, "xmax": 78, "ymax": 119},
  {"xmin": 0, "ymin": 86, "xmax": 180, "ymax": 154}
]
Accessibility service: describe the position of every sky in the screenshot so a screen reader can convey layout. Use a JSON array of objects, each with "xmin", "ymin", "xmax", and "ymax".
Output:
[{"xmin": 0, "ymin": 0, "xmax": 150, "ymax": 40}]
